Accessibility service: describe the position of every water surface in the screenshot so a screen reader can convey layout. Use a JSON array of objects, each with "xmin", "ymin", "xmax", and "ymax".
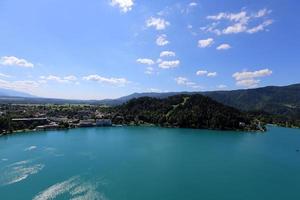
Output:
[{"xmin": 0, "ymin": 126, "xmax": 300, "ymax": 200}]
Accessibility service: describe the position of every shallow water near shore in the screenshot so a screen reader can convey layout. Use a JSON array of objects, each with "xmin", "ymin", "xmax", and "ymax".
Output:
[{"xmin": 0, "ymin": 126, "xmax": 300, "ymax": 200}]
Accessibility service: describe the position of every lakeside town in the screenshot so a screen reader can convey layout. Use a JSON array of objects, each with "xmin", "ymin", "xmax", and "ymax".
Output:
[{"xmin": 0, "ymin": 104, "xmax": 115, "ymax": 134}]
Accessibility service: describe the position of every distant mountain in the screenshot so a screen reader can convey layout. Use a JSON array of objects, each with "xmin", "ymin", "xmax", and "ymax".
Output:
[
  {"xmin": 0, "ymin": 88, "xmax": 36, "ymax": 98},
  {"xmin": 203, "ymin": 84, "xmax": 300, "ymax": 119},
  {"xmin": 113, "ymin": 94, "xmax": 261, "ymax": 131},
  {"xmin": 109, "ymin": 84, "xmax": 300, "ymax": 119}
]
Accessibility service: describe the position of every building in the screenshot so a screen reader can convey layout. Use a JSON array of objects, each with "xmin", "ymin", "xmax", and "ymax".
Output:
[
  {"xmin": 78, "ymin": 120, "xmax": 95, "ymax": 127},
  {"xmin": 35, "ymin": 123, "xmax": 60, "ymax": 131},
  {"xmin": 96, "ymin": 119, "xmax": 112, "ymax": 126}
]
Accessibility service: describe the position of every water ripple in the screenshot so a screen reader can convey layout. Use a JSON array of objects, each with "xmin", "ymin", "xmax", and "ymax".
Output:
[
  {"xmin": 33, "ymin": 176, "xmax": 107, "ymax": 200},
  {"xmin": 0, "ymin": 160, "xmax": 44, "ymax": 186}
]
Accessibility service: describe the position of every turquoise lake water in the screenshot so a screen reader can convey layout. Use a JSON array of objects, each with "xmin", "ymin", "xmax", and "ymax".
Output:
[{"xmin": 0, "ymin": 126, "xmax": 300, "ymax": 200}]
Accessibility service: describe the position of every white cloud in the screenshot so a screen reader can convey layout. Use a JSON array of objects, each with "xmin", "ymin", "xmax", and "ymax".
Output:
[
  {"xmin": 232, "ymin": 68, "xmax": 272, "ymax": 81},
  {"xmin": 204, "ymin": 9, "xmax": 273, "ymax": 35},
  {"xmin": 0, "ymin": 56, "xmax": 34, "ymax": 68},
  {"xmin": 207, "ymin": 72, "xmax": 217, "ymax": 77},
  {"xmin": 40, "ymin": 75, "xmax": 78, "ymax": 83},
  {"xmin": 64, "ymin": 75, "xmax": 77, "ymax": 81},
  {"xmin": 136, "ymin": 58, "xmax": 155, "ymax": 65},
  {"xmin": 0, "ymin": 79, "xmax": 39, "ymax": 93},
  {"xmin": 196, "ymin": 70, "xmax": 217, "ymax": 77},
  {"xmin": 216, "ymin": 43, "xmax": 231, "ymax": 50},
  {"xmin": 233, "ymin": 68, "xmax": 272, "ymax": 88},
  {"xmin": 83, "ymin": 74, "xmax": 129, "ymax": 86},
  {"xmin": 217, "ymin": 84, "xmax": 227, "ymax": 89},
  {"xmin": 196, "ymin": 70, "xmax": 208, "ymax": 76},
  {"xmin": 146, "ymin": 17, "xmax": 170, "ymax": 30},
  {"xmin": 158, "ymin": 60, "xmax": 180, "ymax": 69},
  {"xmin": 156, "ymin": 34, "xmax": 169, "ymax": 46},
  {"xmin": 110, "ymin": 0, "xmax": 134, "ymax": 13},
  {"xmin": 223, "ymin": 22, "xmax": 247, "ymax": 34},
  {"xmin": 0, "ymin": 73, "xmax": 11, "ymax": 78},
  {"xmin": 160, "ymin": 51, "xmax": 175, "ymax": 57},
  {"xmin": 198, "ymin": 38, "xmax": 214, "ymax": 48},
  {"xmin": 145, "ymin": 66, "xmax": 154, "ymax": 75},
  {"xmin": 246, "ymin": 19, "xmax": 273, "ymax": 34},
  {"xmin": 189, "ymin": 2, "xmax": 197, "ymax": 7},
  {"xmin": 175, "ymin": 77, "xmax": 202, "ymax": 89}
]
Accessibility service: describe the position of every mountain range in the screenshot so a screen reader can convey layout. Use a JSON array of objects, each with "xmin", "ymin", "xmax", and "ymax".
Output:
[{"xmin": 0, "ymin": 83, "xmax": 299, "ymax": 121}]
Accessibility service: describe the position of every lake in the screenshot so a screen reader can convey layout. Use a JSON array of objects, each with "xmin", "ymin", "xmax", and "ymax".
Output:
[{"xmin": 0, "ymin": 126, "xmax": 300, "ymax": 200}]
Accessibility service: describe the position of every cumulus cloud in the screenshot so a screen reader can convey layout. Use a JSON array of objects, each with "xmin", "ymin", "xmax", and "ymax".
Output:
[
  {"xmin": 207, "ymin": 72, "xmax": 217, "ymax": 77},
  {"xmin": 232, "ymin": 68, "xmax": 272, "ymax": 88},
  {"xmin": 203, "ymin": 8, "xmax": 273, "ymax": 35},
  {"xmin": 0, "ymin": 56, "xmax": 34, "ymax": 68},
  {"xmin": 196, "ymin": 70, "xmax": 217, "ymax": 77},
  {"xmin": 83, "ymin": 75, "xmax": 129, "ymax": 86},
  {"xmin": 110, "ymin": 0, "xmax": 134, "ymax": 13},
  {"xmin": 232, "ymin": 68, "xmax": 272, "ymax": 80},
  {"xmin": 196, "ymin": 70, "xmax": 208, "ymax": 76},
  {"xmin": 136, "ymin": 58, "xmax": 155, "ymax": 65},
  {"xmin": 217, "ymin": 43, "xmax": 231, "ymax": 50},
  {"xmin": 158, "ymin": 60, "xmax": 180, "ymax": 69},
  {"xmin": 160, "ymin": 51, "xmax": 175, "ymax": 57},
  {"xmin": 175, "ymin": 77, "xmax": 202, "ymax": 89},
  {"xmin": 146, "ymin": 17, "xmax": 170, "ymax": 30},
  {"xmin": 198, "ymin": 38, "xmax": 214, "ymax": 48},
  {"xmin": 156, "ymin": 34, "xmax": 169, "ymax": 46},
  {"xmin": 189, "ymin": 2, "xmax": 198, "ymax": 7}
]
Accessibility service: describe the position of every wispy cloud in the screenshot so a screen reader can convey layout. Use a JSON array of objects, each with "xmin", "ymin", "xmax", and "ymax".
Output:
[
  {"xmin": 0, "ymin": 73, "xmax": 12, "ymax": 78},
  {"xmin": 0, "ymin": 56, "xmax": 34, "ymax": 68},
  {"xmin": 202, "ymin": 8, "xmax": 273, "ymax": 35},
  {"xmin": 83, "ymin": 75, "xmax": 129, "ymax": 86},
  {"xmin": 146, "ymin": 17, "xmax": 170, "ymax": 30},
  {"xmin": 175, "ymin": 77, "xmax": 202, "ymax": 89},
  {"xmin": 40, "ymin": 75, "xmax": 78, "ymax": 84},
  {"xmin": 0, "ymin": 79, "xmax": 39, "ymax": 93}
]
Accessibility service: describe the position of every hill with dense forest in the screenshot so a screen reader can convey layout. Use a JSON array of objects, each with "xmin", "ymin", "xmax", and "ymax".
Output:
[{"xmin": 112, "ymin": 94, "xmax": 263, "ymax": 131}]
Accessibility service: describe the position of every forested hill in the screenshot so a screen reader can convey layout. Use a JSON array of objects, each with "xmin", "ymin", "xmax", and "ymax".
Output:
[
  {"xmin": 204, "ymin": 84, "xmax": 300, "ymax": 119},
  {"xmin": 112, "ymin": 94, "xmax": 262, "ymax": 131}
]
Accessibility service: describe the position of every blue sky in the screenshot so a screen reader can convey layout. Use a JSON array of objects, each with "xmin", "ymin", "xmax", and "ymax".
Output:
[{"xmin": 0, "ymin": 0, "xmax": 299, "ymax": 99}]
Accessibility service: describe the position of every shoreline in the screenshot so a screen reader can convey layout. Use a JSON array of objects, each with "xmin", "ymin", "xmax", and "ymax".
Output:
[{"xmin": 0, "ymin": 123, "xmax": 271, "ymax": 137}]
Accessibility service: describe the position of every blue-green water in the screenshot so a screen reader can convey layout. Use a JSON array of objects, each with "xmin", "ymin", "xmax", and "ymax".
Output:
[{"xmin": 0, "ymin": 126, "xmax": 300, "ymax": 200}]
